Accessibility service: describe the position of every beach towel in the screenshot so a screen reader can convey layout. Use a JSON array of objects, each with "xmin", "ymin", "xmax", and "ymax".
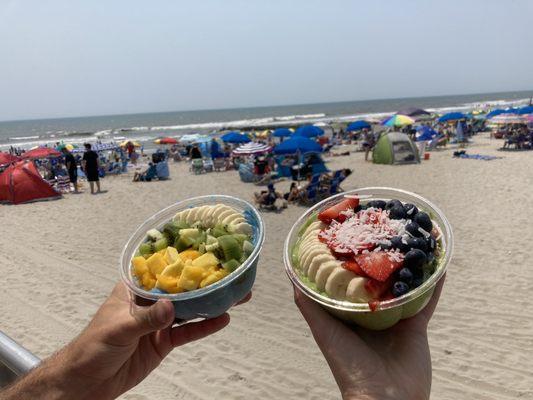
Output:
[{"xmin": 453, "ymin": 151, "xmax": 501, "ymax": 161}]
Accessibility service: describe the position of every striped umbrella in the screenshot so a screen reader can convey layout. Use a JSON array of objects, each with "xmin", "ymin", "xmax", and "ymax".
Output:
[
  {"xmin": 154, "ymin": 137, "xmax": 178, "ymax": 145},
  {"xmin": 232, "ymin": 142, "xmax": 272, "ymax": 156},
  {"xmin": 490, "ymin": 114, "xmax": 527, "ymax": 125},
  {"xmin": 72, "ymin": 143, "xmax": 120, "ymax": 153},
  {"xmin": 119, "ymin": 140, "xmax": 141, "ymax": 147},
  {"xmin": 382, "ymin": 114, "xmax": 415, "ymax": 127}
]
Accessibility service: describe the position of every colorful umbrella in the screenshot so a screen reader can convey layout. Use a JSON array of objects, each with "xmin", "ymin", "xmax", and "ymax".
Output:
[
  {"xmin": 273, "ymin": 136, "xmax": 322, "ymax": 154},
  {"xmin": 382, "ymin": 114, "xmax": 415, "ymax": 127},
  {"xmin": 396, "ymin": 107, "xmax": 430, "ymax": 117},
  {"xmin": 232, "ymin": 142, "xmax": 272, "ymax": 156},
  {"xmin": 221, "ymin": 131, "xmax": 251, "ymax": 144},
  {"xmin": 154, "ymin": 137, "xmax": 178, "ymax": 145},
  {"xmin": 56, "ymin": 143, "xmax": 77, "ymax": 151},
  {"xmin": 346, "ymin": 120, "xmax": 371, "ymax": 131},
  {"xmin": 437, "ymin": 112, "xmax": 467, "ymax": 123},
  {"xmin": 272, "ymin": 128, "xmax": 292, "ymax": 138},
  {"xmin": 489, "ymin": 114, "xmax": 527, "ymax": 125},
  {"xmin": 119, "ymin": 140, "xmax": 141, "ymax": 147},
  {"xmin": 72, "ymin": 143, "xmax": 120, "ymax": 153},
  {"xmin": 294, "ymin": 125, "xmax": 324, "ymax": 138},
  {"xmin": 21, "ymin": 147, "xmax": 62, "ymax": 159}
]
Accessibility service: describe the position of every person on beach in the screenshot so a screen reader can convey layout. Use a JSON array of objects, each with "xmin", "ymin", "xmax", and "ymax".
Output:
[
  {"xmin": 62, "ymin": 147, "xmax": 79, "ymax": 193},
  {"xmin": 82, "ymin": 143, "xmax": 101, "ymax": 194},
  {"xmin": 190, "ymin": 145, "xmax": 202, "ymax": 160},
  {"xmin": 0, "ymin": 278, "xmax": 444, "ymax": 400},
  {"xmin": 361, "ymin": 128, "xmax": 376, "ymax": 161}
]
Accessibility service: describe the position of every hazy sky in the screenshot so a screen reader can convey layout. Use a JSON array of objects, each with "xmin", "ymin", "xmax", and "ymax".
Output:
[{"xmin": 1, "ymin": 0, "xmax": 532, "ymax": 121}]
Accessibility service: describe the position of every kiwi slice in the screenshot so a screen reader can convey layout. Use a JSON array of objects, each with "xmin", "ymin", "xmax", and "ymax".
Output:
[
  {"xmin": 222, "ymin": 259, "xmax": 240, "ymax": 272},
  {"xmin": 242, "ymin": 240, "xmax": 254, "ymax": 257},
  {"xmin": 217, "ymin": 235, "xmax": 243, "ymax": 262},
  {"xmin": 153, "ymin": 237, "xmax": 168, "ymax": 252},
  {"xmin": 232, "ymin": 234, "xmax": 249, "ymax": 245},
  {"xmin": 174, "ymin": 220, "xmax": 190, "ymax": 230},
  {"xmin": 139, "ymin": 242, "xmax": 154, "ymax": 257},
  {"xmin": 162, "ymin": 222, "xmax": 181, "ymax": 243},
  {"xmin": 146, "ymin": 229, "xmax": 163, "ymax": 242},
  {"xmin": 175, "ymin": 235, "xmax": 196, "ymax": 252},
  {"xmin": 211, "ymin": 224, "xmax": 229, "ymax": 238},
  {"xmin": 192, "ymin": 231, "xmax": 207, "ymax": 250}
]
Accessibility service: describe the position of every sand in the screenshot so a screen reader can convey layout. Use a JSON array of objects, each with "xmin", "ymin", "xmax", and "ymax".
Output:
[{"xmin": 1, "ymin": 132, "xmax": 533, "ymax": 399}]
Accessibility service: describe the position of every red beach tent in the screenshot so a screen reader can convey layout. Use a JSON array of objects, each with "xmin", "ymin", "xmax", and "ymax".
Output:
[
  {"xmin": 21, "ymin": 147, "xmax": 62, "ymax": 159},
  {"xmin": 0, "ymin": 161, "xmax": 60, "ymax": 205}
]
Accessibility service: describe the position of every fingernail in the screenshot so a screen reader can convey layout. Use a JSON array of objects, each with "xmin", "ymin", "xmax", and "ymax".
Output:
[{"xmin": 155, "ymin": 301, "xmax": 171, "ymax": 325}]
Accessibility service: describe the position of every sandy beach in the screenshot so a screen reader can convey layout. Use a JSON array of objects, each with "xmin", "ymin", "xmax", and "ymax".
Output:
[{"xmin": 1, "ymin": 132, "xmax": 532, "ymax": 399}]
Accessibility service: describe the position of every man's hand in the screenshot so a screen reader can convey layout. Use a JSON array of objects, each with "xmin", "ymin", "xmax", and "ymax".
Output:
[
  {"xmin": 294, "ymin": 276, "xmax": 445, "ymax": 400},
  {"xmin": 2, "ymin": 283, "xmax": 249, "ymax": 400}
]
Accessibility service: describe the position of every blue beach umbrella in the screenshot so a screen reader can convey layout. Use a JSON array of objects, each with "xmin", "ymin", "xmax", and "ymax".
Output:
[
  {"xmin": 293, "ymin": 125, "xmax": 324, "ymax": 138},
  {"xmin": 272, "ymin": 128, "xmax": 293, "ymax": 138},
  {"xmin": 438, "ymin": 112, "xmax": 467, "ymax": 123},
  {"xmin": 220, "ymin": 131, "xmax": 251, "ymax": 144},
  {"xmin": 517, "ymin": 105, "xmax": 533, "ymax": 115},
  {"xmin": 485, "ymin": 109, "xmax": 505, "ymax": 119},
  {"xmin": 273, "ymin": 136, "xmax": 322, "ymax": 154},
  {"xmin": 415, "ymin": 126, "xmax": 439, "ymax": 142},
  {"xmin": 346, "ymin": 120, "xmax": 371, "ymax": 131}
]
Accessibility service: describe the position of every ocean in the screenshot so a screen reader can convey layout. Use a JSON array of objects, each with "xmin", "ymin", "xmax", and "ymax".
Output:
[{"xmin": 0, "ymin": 90, "xmax": 531, "ymax": 151}]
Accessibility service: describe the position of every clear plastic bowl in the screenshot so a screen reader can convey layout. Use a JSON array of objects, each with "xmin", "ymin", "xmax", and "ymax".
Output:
[
  {"xmin": 284, "ymin": 187, "xmax": 453, "ymax": 330},
  {"xmin": 120, "ymin": 195, "xmax": 265, "ymax": 320}
]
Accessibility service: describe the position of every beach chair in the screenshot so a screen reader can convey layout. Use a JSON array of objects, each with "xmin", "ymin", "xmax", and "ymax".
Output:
[
  {"xmin": 213, "ymin": 158, "xmax": 226, "ymax": 172},
  {"xmin": 190, "ymin": 159, "xmax": 204, "ymax": 175},
  {"xmin": 56, "ymin": 175, "xmax": 71, "ymax": 193},
  {"xmin": 203, "ymin": 158, "xmax": 214, "ymax": 173}
]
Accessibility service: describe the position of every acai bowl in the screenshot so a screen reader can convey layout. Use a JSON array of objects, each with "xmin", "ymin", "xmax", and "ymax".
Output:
[
  {"xmin": 121, "ymin": 195, "xmax": 265, "ymax": 320},
  {"xmin": 284, "ymin": 187, "xmax": 452, "ymax": 330}
]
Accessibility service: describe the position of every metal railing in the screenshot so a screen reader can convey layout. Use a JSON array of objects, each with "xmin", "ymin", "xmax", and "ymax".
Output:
[{"xmin": 0, "ymin": 331, "xmax": 41, "ymax": 386}]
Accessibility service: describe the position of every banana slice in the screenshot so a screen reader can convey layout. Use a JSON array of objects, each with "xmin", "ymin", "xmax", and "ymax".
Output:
[
  {"xmin": 307, "ymin": 253, "xmax": 335, "ymax": 281},
  {"xmin": 211, "ymin": 205, "xmax": 233, "ymax": 221},
  {"xmin": 305, "ymin": 221, "xmax": 324, "ymax": 233},
  {"xmin": 217, "ymin": 209, "xmax": 236, "ymax": 223},
  {"xmin": 300, "ymin": 244, "xmax": 328, "ymax": 272},
  {"xmin": 346, "ymin": 277, "xmax": 371, "ymax": 303},
  {"xmin": 222, "ymin": 213, "xmax": 245, "ymax": 226},
  {"xmin": 228, "ymin": 222, "xmax": 253, "ymax": 235},
  {"xmin": 315, "ymin": 260, "xmax": 340, "ymax": 291},
  {"xmin": 302, "ymin": 228, "xmax": 321, "ymax": 242},
  {"xmin": 325, "ymin": 267, "xmax": 357, "ymax": 300}
]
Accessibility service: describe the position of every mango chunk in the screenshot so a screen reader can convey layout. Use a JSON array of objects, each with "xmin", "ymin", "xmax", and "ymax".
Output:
[
  {"xmin": 132, "ymin": 256, "xmax": 149, "ymax": 278},
  {"xmin": 200, "ymin": 269, "xmax": 229, "ymax": 288},
  {"xmin": 192, "ymin": 252, "xmax": 219, "ymax": 270},
  {"xmin": 141, "ymin": 273, "xmax": 157, "ymax": 290},
  {"xmin": 161, "ymin": 259, "xmax": 184, "ymax": 278},
  {"xmin": 156, "ymin": 275, "xmax": 182, "ymax": 294},
  {"xmin": 178, "ymin": 265, "xmax": 205, "ymax": 291},
  {"xmin": 164, "ymin": 246, "xmax": 180, "ymax": 264},
  {"xmin": 146, "ymin": 253, "xmax": 168, "ymax": 276},
  {"xmin": 179, "ymin": 249, "xmax": 202, "ymax": 262}
]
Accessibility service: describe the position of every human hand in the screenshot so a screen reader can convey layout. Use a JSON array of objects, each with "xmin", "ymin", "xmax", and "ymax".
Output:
[
  {"xmin": 294, "ymin": 276, "xmax": 445, "ymax": 400},
  {"xmin": 1, "ymin": 283, "xmax": 249, "ymax": 400}
]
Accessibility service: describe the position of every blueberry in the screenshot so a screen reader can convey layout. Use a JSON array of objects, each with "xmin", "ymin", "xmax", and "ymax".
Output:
[
  {"xmin": 390, "ymin": 236, "xmax": 409, "ymax": 252},
  {"xmin": 404, "ymin": 203, "xmax": 419, "ymax": 218},
  {"xmin": 398, "ymin": 268, "xmax": 413, "ymax": 285},
  {"xmin": 386, "ymin": 199, "xmax": 403, "ymax": 210},
  {"xmin": 367, "ymin": 200, "xmax": 386, "ymax": 210},
  {"xmin": 414, "ymin": 212, "xmax": 433, "ymax": 233},
  {"xmin": 403, "ymin": 249, "xmax": 427, "ymax": 271},
  {"xmin": 406, "ymin": 237, "xmax": 428, "ymax": 252},
  {"xmin": 389, "ymin": 205, "xmax": 407, "ymax": 220},
  {"xmin": 405, "ymin": 221, "xmax": 423, "ymax": 237},
  {"xmin": 392, "ymin": 281, "xmax": 410, "ymax": 297}
]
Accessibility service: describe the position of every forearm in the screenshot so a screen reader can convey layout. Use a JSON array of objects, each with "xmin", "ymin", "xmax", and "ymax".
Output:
[{"xmin": 0, "ymin": 347, "xmax": 96, "ymax": 400}]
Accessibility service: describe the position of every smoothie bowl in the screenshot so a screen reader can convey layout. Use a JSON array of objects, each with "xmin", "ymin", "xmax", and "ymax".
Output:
[
  {"xmin": 284, "ymin": 187, "xmax": 453, "ymax": 330},
  {"xmin": 120, "ymin": 195, "xmax": 265, "ymax": 320}
]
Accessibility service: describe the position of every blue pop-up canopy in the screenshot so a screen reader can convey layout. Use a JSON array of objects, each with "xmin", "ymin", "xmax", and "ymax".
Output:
[
  {"xmin": 273, "ymin": 136, "xmax": 322, "ymax": 154},
  {"xmin": 293, "ymin": 125, "xmax": 324, "ymax": 138},
  {"xmin": 517, "ymin": 105, "xmax": 533, "ymax": 115},
  {"xmin": 272, "ymin": 128, "xmax": 292, "ymax": 138},
  {"xmin": 346, "ymin": 120, "xmax": 371, "ymax": 131},
  {"xmin": 486, "ymin": 109, "xmax": 505, "ymax": 119},
  {"xmin": 220, "ymin": 131, "xmax": 251, "ymax": 144},
  {"xmin": 415, "ymin": 126, "xmax": 439, "ymax": 142}
]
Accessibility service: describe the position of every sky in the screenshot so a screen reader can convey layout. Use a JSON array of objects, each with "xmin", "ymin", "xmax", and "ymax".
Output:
[{"xmin": 0, "ymin": 0, "xmax": 532, "ymax": 121}]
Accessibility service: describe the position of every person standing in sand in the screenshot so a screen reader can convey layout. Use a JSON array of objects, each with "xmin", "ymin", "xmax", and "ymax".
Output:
[
  {"xmin": 82, "ymin": 143, "xmax": 101, "ymax": 194},
  {"xmin": 62, "ymin": 147, "xmax": 79, "ymax": 193}
]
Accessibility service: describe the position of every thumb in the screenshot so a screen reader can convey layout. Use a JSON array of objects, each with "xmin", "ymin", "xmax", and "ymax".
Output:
[{"xmin": 126, "ymin": 299, "xmax": 175, "ymax": 338}]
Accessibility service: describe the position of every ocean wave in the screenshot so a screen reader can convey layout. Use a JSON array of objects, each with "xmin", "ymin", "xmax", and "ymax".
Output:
[
  {"xmin": 9, "ymin": 135, "xmax": 40, "ymax": 140},
  {"xmin": 274, "ymin": 113, "xmax": 326, "ymax": 121}
]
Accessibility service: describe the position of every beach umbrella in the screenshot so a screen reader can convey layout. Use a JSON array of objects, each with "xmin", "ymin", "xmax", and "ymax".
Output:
[
  {"xmin": 0, "ymin": 152, "xmax": 20, "ymax": 165},
  {"xmin": 415, "ymin": 126, "xmax": 439, "ymax": 142},
  {"xmin": 221, "ymin": 131, "xmax": 251, "ymax": 144},
  {"xmin": 501, "ymin": 108, "xmax": 519, "ymax": 114},
  {"xmin": 396, "ymin": 107, "xmax": 430, "ymax": 117},
  {"xmin": 71, "ymin": 143, "xmax": 120, "ymax": 153},
  {"xmin": 273, "ymin": 136, "xmax": 322, "ymax": 154},
  {"xmin": 456, "ymin": 121, "xmax": 465, "ymax": 142},
  {"xmin": 489, "ymin": 114, "xmax": 527, "ymax": 125},
  {"xmin": 254, "ymin": 130, "xmax": 271, "ymax": 139},
  {"xmin": 119, "ymin": 140, "xmax": 141, "ymax": 147},
  {"xmin": 232, "ymin": 142, "xmax": 272, "ymax": 156},
  {"xmin": 437, "ymin": 112, "xmax": 467, "ymax": 123},
  {"xmin": 382, "ymin": 114, "xmax": 415, "ymax": 127},
  {"xmin": 56, "ymin": 143, "xmax": 77, "ymax": 151},
  {"xmin": 293, "ymin": 125, "xmax": 324, "ymax": 138},
  {"xmin": 485, "ymin": 109, "xmax": 506, "ymax": 119},
  {"xmin": 21, "ymin": 147, "xmax": 62, "ymax": 159},
  {"xmin": 154, "ymin": 137, "xmax": 178, "ymax": 145},
  {"xmin": 517, "ymin": 105, "xmax": 533, "ymax": 115},
  {"xmin": 346, "ymin": 120, "xmax": 371, "ymax": 131},
  {"xmin": 272, "ymin": 128, "xmax": 292, "ymax": 138}
]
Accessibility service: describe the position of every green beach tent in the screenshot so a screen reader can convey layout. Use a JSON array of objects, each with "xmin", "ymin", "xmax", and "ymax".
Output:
[{"xmin": 372, "ymin": 132, "xmax": 420, "ymax": 165}]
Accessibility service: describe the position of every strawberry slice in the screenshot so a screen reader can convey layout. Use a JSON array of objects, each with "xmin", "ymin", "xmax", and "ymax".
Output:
[
  {"xmin": 355, "ymin": 252, "xmax": 403, "ymax": 282},
  {"xmin": 364, "ymin": 278, "xmax": 392, "ymax": 298},
  {"xmin": 342, "ymin": 260, "xmax": 368, "ymax": 277},
  {"xmin": 318, "ymin": 197, "xmax": 359, "ymax": 224}
]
